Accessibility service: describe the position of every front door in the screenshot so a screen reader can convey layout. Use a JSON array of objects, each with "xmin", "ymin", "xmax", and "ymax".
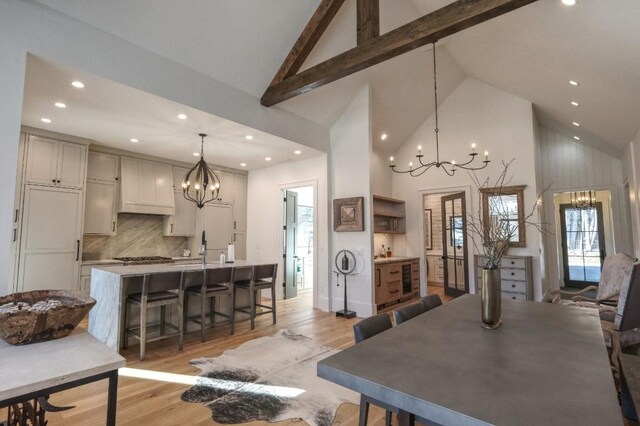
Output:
[
  {"xmin": 283, "ymin": 190, "xmax": 298, "ymax": 299},
  {"xmin": 560, "ymin": 203, "xmax": 606, "ymax": 289},
  {"xmin": 441, "ymin": 192, "xmax": 469, "ymax": 297}
]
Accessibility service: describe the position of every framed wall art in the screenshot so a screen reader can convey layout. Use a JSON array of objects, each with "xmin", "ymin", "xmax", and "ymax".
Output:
[{"xmin": 333, "ymin": 197, "xmax": 364, "ymax": 232}]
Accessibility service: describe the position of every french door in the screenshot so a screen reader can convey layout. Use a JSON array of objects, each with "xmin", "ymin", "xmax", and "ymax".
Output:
[
  {"xmin": 283, "ymin": 190, "xmax": 298, "ymax": 299},
  {"xmin": 560, "ymin": 203, "xmax": 606, "ymax": 289},
  {"xmin": 441, "ymin": 192, "xmax": 469, "ymax": 297}
]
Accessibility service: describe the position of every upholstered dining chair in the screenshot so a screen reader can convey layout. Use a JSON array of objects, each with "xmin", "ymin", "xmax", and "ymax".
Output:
[
  {"xmin": 549, "ymin": 253, "xmax": 636, "ymax": 307},
  {"xmin": 420, "ymin": 294, "xmax": 443, "ymax": 312},
  {"xmin": 184, "ymin": 266, "xmax": 235, "ymax": 342},
  {"xmin": 600, "ymin": 262, "xmax": 640, "ymax": 379},
  {"xmin": 353, "ymin": 313, "xmax": 394, "ymax": 426},
  {"xmin": 393, "ymin": 302, "xmax": 426, "ymax": 325}
]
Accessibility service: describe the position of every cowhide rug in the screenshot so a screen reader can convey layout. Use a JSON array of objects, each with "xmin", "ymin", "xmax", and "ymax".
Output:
[{"xmin": 181, "ymin": 329, "xmax": 359, "ymax": 426}]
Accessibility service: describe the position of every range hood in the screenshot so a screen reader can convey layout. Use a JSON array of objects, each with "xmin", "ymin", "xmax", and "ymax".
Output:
[{"xmin": 119, "ymin": 156, "xmax": 175, "ymax": 215}]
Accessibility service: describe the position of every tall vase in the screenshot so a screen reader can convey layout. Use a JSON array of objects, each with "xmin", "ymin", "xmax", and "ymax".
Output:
[{"xmin": 481, "ymin": 268, "xmax": 502, "ymax": 329}]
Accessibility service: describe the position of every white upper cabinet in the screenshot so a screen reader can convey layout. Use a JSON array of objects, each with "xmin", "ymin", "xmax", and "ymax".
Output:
[
  {"xmin": 232, "ymin": 174, "xmax": 247, "ymax": 232},
  {"xmin": 213, "ymin": 171, "xmax": 234, "ymax": 204},
  {"xmin": 84, "ymin": 181, "xmax": 118, "ymax": 235},
  {"xmin": 24, "ymin": 136, "xmax": 86, "ymax": 189},
  {"xmin": 87, "ymin": 151, "xmax": 119, "ymax": 182},
  {"xmin": 203, "ymin": 204, "xmax": 233, "ymax": 255},
  {"xmin": 119, "ymin": 157, "xmax": 175, "ymax": 215},
  {"xmin": 163, "ymin": 166, "xmax": 196, "ymax": 237}
]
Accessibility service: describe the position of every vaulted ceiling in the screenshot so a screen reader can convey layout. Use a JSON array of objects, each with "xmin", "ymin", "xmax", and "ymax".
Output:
[{"xmin": 31, "ymin": 0, "xmax": 640, "ymax": 156}]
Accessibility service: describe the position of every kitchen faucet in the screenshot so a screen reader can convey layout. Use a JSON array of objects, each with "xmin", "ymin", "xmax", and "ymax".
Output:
[{"xmin": 200, "ymin": 230, "xmax": 207, "ymax": 265}]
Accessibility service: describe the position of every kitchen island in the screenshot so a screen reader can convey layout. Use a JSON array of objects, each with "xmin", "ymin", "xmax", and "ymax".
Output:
[{"xmin": 89, "ymin": 260, "xmax": 261, "ymax": 351}]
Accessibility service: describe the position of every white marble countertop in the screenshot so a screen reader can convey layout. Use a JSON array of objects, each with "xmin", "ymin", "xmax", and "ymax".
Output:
[
  {"xmin": 93, "ymin": 260, "xmax": 254, "ymax": 277},
  {"xmin": 0, "ymin": 328, "xmax": 125, "ymax": 401},
  {"xmin": 373, "ymin": 256, "xmax": 419, "ymax": 264}
]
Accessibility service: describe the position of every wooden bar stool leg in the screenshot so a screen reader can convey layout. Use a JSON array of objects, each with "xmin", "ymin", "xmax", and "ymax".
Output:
[
  {"xmin": 249, "ymin": 286, "xmax": 256, "ymax": 330},
  {"xmin": 140, "ymin": 297, "xmax": 147, "ymax": 361},
  {"xmin": 122, "ymin": 300, "xmax": 129, "ymax": 350},
  {"xmin": 177, "ymin": 291, "xmax": 184, "ymax": 351},
  {"xmin": 160, "ymin": 305, "xmax": 166, "ymax": 336},
  {"xmin": 229, "ymin": 291, "xmax": 235, "ymax": 335},
  {"xmin": 210, "ymin": 296, "xmax": 215, "ymax": 327},
  {"xmin": 271, "ymin": 284, "xmax": 277, "ymax": 325},
  {"xmin": 200, "ymin": 288, "xmax": 206, "ymax": 343},
  {"xmin": 183, "ymin": 291, "xmax": 189, "ymax": 336}
]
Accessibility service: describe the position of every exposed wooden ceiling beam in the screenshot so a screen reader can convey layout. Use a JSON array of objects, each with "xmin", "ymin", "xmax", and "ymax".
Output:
[
  {"xmin": 262, "ymin": 0, "xmax": 538, "ymax": 107},
  {"xmin": 269, "ymin": 0, "xmax": 347, "ymax": 86},
  {"xmin": 357, "ymin": 0, "xmax": 380, "ymax": 45}
]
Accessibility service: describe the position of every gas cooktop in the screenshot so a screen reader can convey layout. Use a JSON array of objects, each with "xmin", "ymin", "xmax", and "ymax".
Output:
[{"xmin": 113, "ymin": 256, "xmax": 175, "ymax": 265}]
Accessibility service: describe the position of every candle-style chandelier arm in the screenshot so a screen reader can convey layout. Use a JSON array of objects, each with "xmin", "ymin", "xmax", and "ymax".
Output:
[{"xmin": 388, "ymin": 41, "xmax": 491, "ymax": 178}]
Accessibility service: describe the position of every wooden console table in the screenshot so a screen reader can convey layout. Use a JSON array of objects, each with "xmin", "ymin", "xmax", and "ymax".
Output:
[{"xmin": 0, "ymin": 328, "xmax": 125, "ymax": 425}]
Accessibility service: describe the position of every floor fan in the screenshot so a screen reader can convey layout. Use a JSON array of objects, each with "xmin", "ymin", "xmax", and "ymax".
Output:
[{"xmin": 334, "ymin": 250, "xmax": 357, "ymax": 319}]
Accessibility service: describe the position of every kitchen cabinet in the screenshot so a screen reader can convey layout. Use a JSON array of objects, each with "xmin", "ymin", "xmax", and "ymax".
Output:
[
  {"xmin": 84, "ymin": 181, "xmax": 118, "ymax": 235},
  {"xmin": 475, "ymin": 255, "xmax": 533, "ymax": 301},
  {"xmin": 164, "ymin": 167, "xmax": 196, "ymax": 237},
  {"xmin": 232, "ymin": 174, "xmax": 247, "ymax": 232},
  {"xmin": 17, "ymin": 185, "xmax": 83, "ymax": 292},
  {"xmin": 426, "ymin": 255, "xmax": 445, "ymax": 284},
  {"xmin": 212, "ymin": 170, "xmax": 234, "ymax": 204},
  {"xmin": 373, "ymin": 195, "xmax": 406, "ymax": 234},
  {"xmin": 84, "ymin": 152, "xmax": 119, "ymax": 235},
  {"xmin": 374, "ymin": 258, "xmax": 420, "ymax": 306},
  {"xmin": 232, "ymin": 231, "xmax": 246, "ymax": 260},
  {"xmin": 87, "ymin": 151, "xmax": 118, "ymax": 182},
  {"xmin": 119, "ymin": 157, "xmax": 175, "ymax": 215},
  {"xmin": 203, "ymin": 204, "xmax": 233, "ymax": 259},
  {"xmin": 25, "ymin": 135, "xmax": 86, "ymax": 189}
]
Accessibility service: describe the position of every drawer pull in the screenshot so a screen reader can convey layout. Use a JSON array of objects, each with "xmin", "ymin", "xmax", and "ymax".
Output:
[
  {"xmin": 511, "ymin": 272, "xmax": 515, "ymax": 276},
  {"xmin": 510, "ymin": 261, "xmax": 515, "ymax": 265},
  {"xmin": 390, "ymin": 290, "xmax": 400, "ymax": 294},
  {"xmin": 511, "ymin": 284, "xmax": 515, "ymax": 288},
  {"xmin": 512, "ymin": 296, "xmax": 516, "ymax": 300}
]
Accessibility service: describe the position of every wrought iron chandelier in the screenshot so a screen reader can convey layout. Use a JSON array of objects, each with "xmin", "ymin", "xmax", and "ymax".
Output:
[
  {"xmin": 182, "ymin": 133, "xmax": 221, "ymax": 208},
  {"xmin": 571, "ymin": 190, "xmax": 596, "ymax": 209},
  {"xmin": 390, "ymin": 42, "xmax": 490, "ymax": 177}
]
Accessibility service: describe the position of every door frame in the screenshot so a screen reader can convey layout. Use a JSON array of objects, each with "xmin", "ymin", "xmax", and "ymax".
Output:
[
  {"xmin": 441, "ymin": 191, "xmax": 469, "ymax": 298},
  {"xmin": 559, "ymin": 202, "xmax": 606, "ymax": 289},
  {"xmin": 279, "ymin": 180, "xmax": 318, "ymax": 307},
  {"xmin": 419, "ymin": 186, "xmax": 474, "ymax": 296}
]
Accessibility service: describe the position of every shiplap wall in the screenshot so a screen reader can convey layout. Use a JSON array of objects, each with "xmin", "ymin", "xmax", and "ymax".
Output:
[{"xmin": 538, "ymin": 126, "xmax": 631, "ymax": 290}]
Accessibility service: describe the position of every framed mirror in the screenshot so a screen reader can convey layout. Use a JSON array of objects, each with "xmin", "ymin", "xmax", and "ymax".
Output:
[{"xmin": 480, "ymin": 185, "xmax": 527, "ymax": 248}]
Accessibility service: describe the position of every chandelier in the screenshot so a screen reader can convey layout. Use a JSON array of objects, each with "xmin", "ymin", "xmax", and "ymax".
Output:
[
  {"xmin": 182, "ymin": 133, "xmax": 221, "ymax": 208},
  {"xmin": 390, "ymin": 42, "xmax": 490, "ymax": 177},
  {"xmin": 571, "ymin": 190, "xmax": 596, "ymax": 209}
]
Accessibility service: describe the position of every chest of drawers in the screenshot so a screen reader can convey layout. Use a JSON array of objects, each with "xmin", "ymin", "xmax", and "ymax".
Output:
[{"xmin": 475, "ymin": 255, "xmax": 533, "ymax": 301}]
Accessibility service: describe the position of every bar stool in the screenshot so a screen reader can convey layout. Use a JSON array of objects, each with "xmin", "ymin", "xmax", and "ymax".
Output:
[
  {"xmin": 234, "ymin": 264, "xmax": 277, "ymax": 330},
  {"xmin": 184, "ymin": 267, "xmax": 235, "ymax": 342},
  {"xmin": 123, "ymin": 271, "xmax": 185, "ymax": 361}
]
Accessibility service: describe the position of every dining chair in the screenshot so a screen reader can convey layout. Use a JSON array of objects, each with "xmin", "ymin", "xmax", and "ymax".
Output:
[
  {"xmin": 600, "ymin": 263, "xmax": 640, "ymax": 377},
  {"xmin": 393, "ymin": 302, "xmax": 426, "ymax": 325},
  {"xmin": 353, "ymin": 313, "xmax": 394, "ymax": 426},
  {"xmin": 234, "ymin": 264, "xmax": 278, "ymax": 329},
  {"xmin": 184, "ymin": 267, "xmax": 235, "ymax": 342},
  {"xmin": 549, "ymin": 253, "xmax": 636, "ymax": 307},
  {"xmin": 420, "ymin": 294, "xmax": 443, "ymax": 312},
  {"xmin": 123, "ymin": 271, "xmax": 185, "ymax": 361}
]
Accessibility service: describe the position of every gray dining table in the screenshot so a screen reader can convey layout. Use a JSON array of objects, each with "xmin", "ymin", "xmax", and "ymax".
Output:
[{"xmin": 318, "ymin": 294, "xmax": 622, "ymax": 425}]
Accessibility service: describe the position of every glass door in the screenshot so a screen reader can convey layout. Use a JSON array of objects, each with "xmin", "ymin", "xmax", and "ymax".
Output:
[
  {"xmin": 441, "ymin": 192, "xmax": 468, "ymax": 297},
  {"xmin": 560, "ymin": 203, "xmax": 606, "ymax": 289}
]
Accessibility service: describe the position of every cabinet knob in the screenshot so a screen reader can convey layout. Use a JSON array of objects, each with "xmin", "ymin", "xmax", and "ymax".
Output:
[
  {"xmin": 512, "ymin": 284, "xmax": 515, "ymax": 288},
  {"xmin": 511, "ymin": 272, "xmax": 515, "ymax": 276},
  {"xmin": 52, "ymin": 179, "xmax": 56, "ymax": 183}
]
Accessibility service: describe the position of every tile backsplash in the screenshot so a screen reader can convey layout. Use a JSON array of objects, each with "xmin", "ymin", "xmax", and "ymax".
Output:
[{"xmin": 82, "ymin": 213, "xmax": 188, "ymax": 260}]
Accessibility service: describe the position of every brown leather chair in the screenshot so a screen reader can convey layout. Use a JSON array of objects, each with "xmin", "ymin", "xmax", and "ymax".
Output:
[
  {"xmin": 123, "ymin": 271, "xmax": 186, "ymax": 360},
  {"xmin": 184, "ymin": 267, "xmax": 235, "ymax": 342}
]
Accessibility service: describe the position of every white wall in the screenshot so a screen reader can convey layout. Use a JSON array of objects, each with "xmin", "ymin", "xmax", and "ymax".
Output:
[
  {"xmin": 391, "ymin": 78, "xmax": 544, "ymax": 299},
  {"xmin": 329, "ymin": 86, "xmax": 375, "ymax": 317},
  {"xmin": 0, "ymin": 0, "xmax": 329, "ymax": 295},
  {"xmin": 539, "ymin": 126, "xmax": 630, "ymax": 290},
  {"xmin": 246, "ymin": 155, "xmax": 329, "ymax": 310}
]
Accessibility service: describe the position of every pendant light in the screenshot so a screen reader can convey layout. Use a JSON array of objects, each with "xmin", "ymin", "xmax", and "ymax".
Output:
[
  {"xmin": 390, "ymin": 42, "xmax": 490, "ymax": 177},
  {"xmin": 571, "ymin": 190, "xmax": 596, "ymax": 209},
  {"xmin": 182, "ymin": 133, "xmax": 221, "ymax": 208}
]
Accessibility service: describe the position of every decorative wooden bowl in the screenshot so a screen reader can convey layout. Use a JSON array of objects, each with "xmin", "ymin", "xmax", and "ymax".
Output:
[{"xmin": 0, "ymin": 290, "xmax": 96, "ymax": 345}]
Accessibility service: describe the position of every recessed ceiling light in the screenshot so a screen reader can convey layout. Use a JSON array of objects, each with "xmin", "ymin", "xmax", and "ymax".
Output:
[
  {"xmin": 294, "ymin": 150, "xmax": 301, "ymax": 155},
  {"xmin": 381, "ymin": 133, "xmax": 388, "ymax": 141},
  {"xmin": 193, "ymin": 152, "xmax": 200, "ymax": 156},
  {"xmin": 245, "ymin": 135, "xmax": 254, "ymax": 140},
  {"xmin": 40, "ymin": 118, "xmax": 51, "ymax": 123},
  {"xmin": 71, "ymin": 81, "xmax": 84, "ymax": 88},
  {"xmin": 574, "ymin": 136, "xmax": 581, "ymax": 140},
  {"xmin": 569, "ymin": 80, "xmax": 579, "ymax": 86},
  {"xmin": 571, "ymin": 101, "xmax": 579, "ymax": 106},
  {"xmin": 177, "ymin": 113, "xmax": 187, "ymax": 120},
  {"xmin": 54, "ymin": 102, "xmax": 66, "ymax": 108},
  {"xmin": 130, "ymin": 138, "xmax": 139, "ymax": 143},
  {"xmin": 265, "ymin": 157, "xmax": 271, "ymax": 161},
  {"xmin": 572, "ymin": 122, "xmax": 580, "ymax": 127},
  {"xmin": 240, "ymin": 163, "xmax": 247, "ymax": 167},
  {"xmin": 561, "ymin": 0, "xmax": 577, "ymax": 5}
]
